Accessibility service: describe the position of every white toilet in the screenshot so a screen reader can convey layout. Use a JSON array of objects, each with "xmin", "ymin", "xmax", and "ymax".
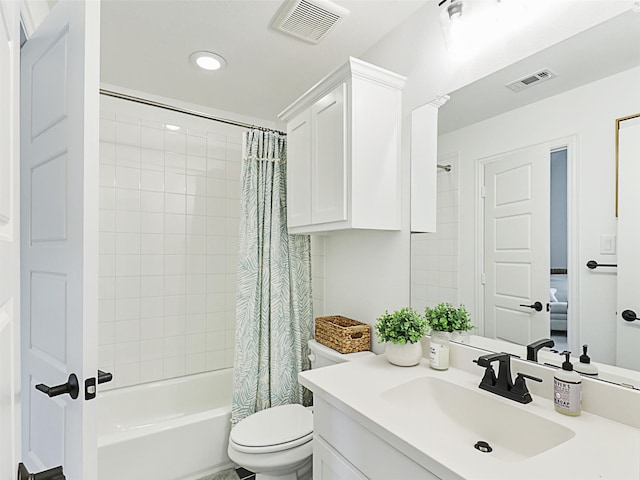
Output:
[{"xmin": 227, "ymin": 339, "xmax": 374, "ymax": 480}]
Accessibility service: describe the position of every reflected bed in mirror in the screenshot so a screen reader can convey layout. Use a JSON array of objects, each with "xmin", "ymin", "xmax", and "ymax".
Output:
[{"xmin": 411, "ymin": 9, "xmax": 640, "ymax": 389}]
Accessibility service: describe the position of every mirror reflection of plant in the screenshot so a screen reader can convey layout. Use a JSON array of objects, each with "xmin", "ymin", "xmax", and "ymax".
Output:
[
  {"xmin": 424, "ymin": 303, "xmax": 472, "ymax": 333},
  {"xmin": 374, "ymin": 307, "xmax": 427, "ymax": 344}
]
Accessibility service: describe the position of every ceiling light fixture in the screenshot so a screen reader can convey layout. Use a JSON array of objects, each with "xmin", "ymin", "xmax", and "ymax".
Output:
[{"xmin": 190, "ymin": 51, "xmax": 227, "ymax": 71}]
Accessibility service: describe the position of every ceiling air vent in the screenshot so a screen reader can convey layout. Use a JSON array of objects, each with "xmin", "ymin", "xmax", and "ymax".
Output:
[
  {"xmin": 505, "ymin": 69, "xmax": 557, "ymax": 92},
  {"xmin": 272, "ymin": 0, "xmax": 350, "ymax": 44}
]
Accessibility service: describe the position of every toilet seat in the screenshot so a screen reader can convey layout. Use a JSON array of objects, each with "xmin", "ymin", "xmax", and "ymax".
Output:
[{"xmin": 230, "ymin": 404, "xmax": 313, "ymax": 454}]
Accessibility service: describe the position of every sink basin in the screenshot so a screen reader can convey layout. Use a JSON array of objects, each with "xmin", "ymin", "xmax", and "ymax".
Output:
[{"xmin": 381, "ymin": 376, "xmax": 575, "ymax": 462}]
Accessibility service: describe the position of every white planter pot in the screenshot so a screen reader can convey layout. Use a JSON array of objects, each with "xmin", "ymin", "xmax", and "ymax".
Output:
[{"xmin": 384, "ymin": 341, "xmax": 422, "ymax": 367}]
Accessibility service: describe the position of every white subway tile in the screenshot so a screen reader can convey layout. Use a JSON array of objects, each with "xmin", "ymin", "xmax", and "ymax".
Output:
[
  {"xmin": 115, "ymin": 188, "xmax": 141, "ymax": 212},
  {"xmin": 115, "ymin": 340, "xmax": 140, "ymax": 364},
  {"xmin": 99, "ymin": 232, "xmax": 115, "ymax": 255},
  {"xmin": 115, "ymin": 144, "xmax": 140, "ymax": 168},
  {"xmin": 164, "ymin": 234, "xmax": 185, "ymax": 255},
  {"xmin": 186, "ymin": 195, "xmax": 207, "ymax": 216},
  {"xmin": 100, "ymin": 119, "xmax": 116, "ymax": 142},
  {"xmin": 113, "ymin": 363, "xmax": 140, "ymax": 388},
  {"xmin": 140, "ymin": 296, "xmax": 164, "ymax": 318},
  {"xmin": 163, "ymin": 336, "xmax": 186, "ymax": 357},
  {"xmin": 115, "ymin": 298, "xmax": 140, "ymax": 321},
  {"xmin": 140, "ymin": 338, "xmax": 164, "ymax": 361},
  {"xmin": 186, "ymin": 294, "xmax": 206, "ymax": 315},
  {"xmin": 141, "ymin": 274, "xmax": 164, "ymax": 296},
  {"xmin": 99, "ymin": 299, "xmax": 115, "ymax": 322},
  {"xmin": 165, "ymin": 192, "xmax": 186, "ymax": 214},
  {"xmin": 164, "ymin": 275, "xmax": 186, "ymax": 296},
  {"xmin": 206, "ymin": 332, "xmax": 226, "ymax": 351},
  {"xmin": 207, "ymin": 236, "xmax": 226, "ymax": 255},
  {"xmin": 207, "ymin": 217, "xmax": 226, "ymax": 236},
  {"xmin": 141, "ymin": 212, "xmax": 163, "ymax": 234},
  {"xmin": 115, "ymin": 211, "xmax": 141, "ymax": 233},
  {"xmin": 99, "ymin": 187, "xmax": 116, "ymax": 210},
  {"xmin": 186, "ymin": 314, "xmax": 206, "ymax": 335},
  {"xmin": 164, "ymin": 214, "xmax": 186, "ymax": 234},
  {"xmin": 163, "ymin": 356, "xmax": 186, "ymax": 379},
  {"xmin": 115, "ymin": 232, "xmax": 141, "ymax": 255},
  {"xmin": 141, "ymin": 191, "xmax": 164, "ymax": 213},
  {"xmin": 226, "ymin": 160, "xmax": 241, "ymax": 181},
  {"xmin": 207, "ymin": 158, "xmax": 226, "ymax": 178},
  {"xmin": 186, "ymin": 156, "xmax": 207, "ymax": 175},
  {"xmin": 141, "ymin": 126, "xmax": 164, "ymax": 150},
  {"xmin": 99, "ymin": 277, "xmax": 115, "ymax": 299},
  {"xmin": 164, "ymin": 295, "xmax": 186, "ymax": 316},
  {"xmin": 165, "ymin": 131, "xmax": 186, "ymax": 154},
  {"xmin": 227, "ymin": 180, "xmax": 240, "ymax": 200},
  {"xmin": 115, "ymin": 276, "xmax": 141, "ymax": 299},
  {"xmin": 185, "ymin": 354, "xmax": 206, "ymax": 375},
  {"xmin": 187, "ymin": 235, "xmax": 206, "ymax": 255},
  {"xmin": 186, "ymin": 274, "xmax": 206, "ymax": 295},
  {"xmin": 186, "ymin": 255, "xmax": 207, "ymax": 275},
  {"xmin": 206, "ymin": 294, "xmax": 226, "ymax": 314},
  {"xmin": 115, "ymin": 255, "xmax": 140, "ymax": 277},
  {"xmin": 186, "ymin": 334, "xmax": 206, "ymax": 354},
  {"xmin": 141, "ymin": 148, "xmax": 164, "ymax": 171},
  {"xmin": 100, "ymin": 164, "xmax": 116, "ymax": 188},
  {"xmin": 226, "ymin": 201, "xmax": 240, "ymax": 218},
  {"xmin": 115, "ymin": 320, "xmax": 141, "ymax": 343},
  {"xmin": 141, "ymin": 254, "xmax": 164, "ymax": 277},
  {"xmin": 99, "ymin": 254, "xmax": 116, "ymax": 277},
  {"xmin": 226, "ymin": 141, "xmax": 241, "ymax": 162},
  {"xmin": 139, "ymin": 360, "xmax": 163, "ymax": 383},
  {"xmin": 100, "ymin": 210, "xmax": 116, "ymax": 232},
  {"xmin": 141, "ymin": 169, "xmax": 165, "ymax": 192},
  {"xmin": 186, "ymin": 174, "xmax": 207, "ymax": 195},
  {"xmin": 165, "ymin": 152, "xmax": 186, "ymax": 173},
  {"xmin": 206, "ymin": 177, "xmax": 226, "ymax": 198},
  {"xmin": 206, "ymin": 198, "xmax": 226, "ymax": 217},
  {"xmin": 186, "ymin": 215, "xmax": 207, "ymax": 235},
  {"xmin": 100, "ymin": 141, "xmax": 116, "ymax": 165},
  {"xmin": 164, "ymin": 315, "xmax": 186, "ymax": 336},
  {"xmin": 206, "ymin": 311, "xmax": 226, "ymax": 331},
  {"xmin": 99, "ymin": 344, "xmax": 115, "ymax": 365},
  {"xmin": 206, "ymin": 350, "xmax": 226, "ymax": 371},
  {"xmin": 187, "ymin": 135, "xmax": 207, "ymax": 157},
  {"xmin": 206, "ymin": 134, "xmax": 226, "ymax": 159},
  {"xmin": 140, "ymin": 233, "xmax": 164, "ymax": 254},
  {"xmin": 140, "ymin": 317, "xmax": 164, "ymax": 339},
  {"xmin": 165, "ymin": 173, "xmax": 186, "ymax": 195}
]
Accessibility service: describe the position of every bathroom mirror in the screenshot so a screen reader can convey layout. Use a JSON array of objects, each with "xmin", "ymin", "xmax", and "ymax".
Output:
[{"xmin": 411, "ymin": 9, "xmax": 640, "ymax": 386}]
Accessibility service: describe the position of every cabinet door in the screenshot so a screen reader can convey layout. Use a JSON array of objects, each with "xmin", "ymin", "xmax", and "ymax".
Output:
[
  {"xmin": 311, "ymin": 83, "xmax": 347, "ymax": 225},
  {"xmin": 314, "ymin": 436, "xmax": 369, "ymax": 480},
  {"xmin": 287, "ymin": 110, "xmax": 312, "ymax": 228}
]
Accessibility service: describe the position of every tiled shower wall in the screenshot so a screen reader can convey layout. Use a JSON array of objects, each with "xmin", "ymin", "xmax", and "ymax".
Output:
[
  {"xmin": 410, "ymin": 152, "xmax": 460, "ymax": 311},
  {"xmin": 98, "ymin": 95, "xmax": 244, "ymax": 389}
]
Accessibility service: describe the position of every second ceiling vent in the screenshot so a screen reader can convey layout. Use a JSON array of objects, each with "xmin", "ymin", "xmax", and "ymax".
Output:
[
  {"xmin": 506, "ymin": 69, "xmax": 557, "ymax": 92},
  {"xmin": 272, "ymin": 0, "xmax": 350, "ymax": 44}
]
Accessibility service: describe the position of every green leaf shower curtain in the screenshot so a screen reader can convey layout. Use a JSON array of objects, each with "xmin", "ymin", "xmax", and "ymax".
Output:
[{"xmin": 232, "ymin": 129, "xmax": 313, "ymax": 426}]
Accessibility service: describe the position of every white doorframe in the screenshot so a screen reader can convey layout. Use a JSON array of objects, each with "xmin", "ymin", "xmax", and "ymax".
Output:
[{"xmin": 475, "ymin": 136, "xmax": 579, "ymax": 348}]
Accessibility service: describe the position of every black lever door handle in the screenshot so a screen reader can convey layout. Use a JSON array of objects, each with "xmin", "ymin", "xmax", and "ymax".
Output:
[
  {"xmin": 35, "ymin": 373, "xmax": 79, "ymax": 400},
  {"xmin": 98, "ymin": 370, "xmax": 113, "ymax": 384},
  {"xmin": 622, "ymin": 310, "xmax": 638, "ymax": 322},
  {"xmin": 519, "ymin": 301, "xmax": 543, "ymax": 312}
]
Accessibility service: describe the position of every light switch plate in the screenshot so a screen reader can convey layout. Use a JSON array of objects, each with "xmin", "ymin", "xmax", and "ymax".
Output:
[{"xmin": 600, "ymin": 234, "xmax": 616, "ymax": 255}]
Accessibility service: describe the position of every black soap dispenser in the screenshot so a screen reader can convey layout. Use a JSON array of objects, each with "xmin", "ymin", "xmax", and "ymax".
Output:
[{"xmin": 574, "ymin": 344, "xmax": 598, "ymax": 376}]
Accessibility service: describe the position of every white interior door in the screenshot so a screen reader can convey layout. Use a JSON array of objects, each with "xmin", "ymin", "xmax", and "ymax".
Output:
[
  {"xmin": 616, "ymin": 115, "xmax": 640, "ymax": 370},
  {"xmin": 484, "ymin": 144, "xmax": 550, "ymax": 345},
  {"xmin": 0, "ymin": 1, "xmax": 21, "ymax": 478},
  {"xmin": 20, "ymin": 1, "xmax": 100, "ymax": 478}
]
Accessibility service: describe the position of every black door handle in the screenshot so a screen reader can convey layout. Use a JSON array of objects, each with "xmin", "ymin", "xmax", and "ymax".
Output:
[
  {"xmin": 519, "ymin": 301, "xmax": 543, "ymax": 312},
  {"xmin": 622, "ymin": 309, "xmax": 638, "ymax": 322},
  {"xmin": 98, "ymin": 370, "xmax": 113, "ymax": 384},
  {"xmin": 35, "ymin": 373, "xmax": 79, "ymax": 400}
]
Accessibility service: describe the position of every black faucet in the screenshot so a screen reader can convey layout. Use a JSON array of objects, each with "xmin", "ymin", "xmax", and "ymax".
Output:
[
  {"xmin": 475, "ymin": 352, "xmax": 542, "ymax": 404},
  {"xmin": 526, "ymin": 338, "xmax": 555, "ymax": 362}
]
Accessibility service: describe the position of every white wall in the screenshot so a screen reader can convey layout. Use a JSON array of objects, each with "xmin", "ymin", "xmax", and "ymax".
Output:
[
  {"xmin": 439, "ymin": 65, "xmax": 640, "ymax": 365},
  {"xmin": 98, "ymin": 95, "xmax": 244, "ymax": 388}
]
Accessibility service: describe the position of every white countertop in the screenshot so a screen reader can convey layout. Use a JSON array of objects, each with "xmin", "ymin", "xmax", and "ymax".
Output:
[{"xmin": 299, "ymin": 355, "xmax": 640, "ymax": 480}]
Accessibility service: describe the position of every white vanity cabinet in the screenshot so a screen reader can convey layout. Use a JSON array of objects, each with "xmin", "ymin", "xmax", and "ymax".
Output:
[
  {"xmin": 313, "ymin": 398, "xmax": 441, "ymax": 480},
  {"xmin": 278, "ymin": 57, "xmax": 406, "ymax": 234}
]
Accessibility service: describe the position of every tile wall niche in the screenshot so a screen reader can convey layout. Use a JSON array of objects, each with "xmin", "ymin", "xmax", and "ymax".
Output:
[
  {"xmin": 410, "ymin": 152, "xmax": 460, "ymax": 311},
  {"xmin": 98, "ymin": 95, "xmax": 244, "ymax": 389}
]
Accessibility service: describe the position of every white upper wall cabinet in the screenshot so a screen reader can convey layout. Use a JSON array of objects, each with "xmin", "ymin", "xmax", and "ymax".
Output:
[{"xmin": 279, "ymin": 57, "xmax": 406, "ymax": 234}]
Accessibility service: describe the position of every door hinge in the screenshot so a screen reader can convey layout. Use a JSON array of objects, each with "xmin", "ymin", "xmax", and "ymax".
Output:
[{"xmin": 481, "ymin": 273, "xmax": 486, "ymax": 284}]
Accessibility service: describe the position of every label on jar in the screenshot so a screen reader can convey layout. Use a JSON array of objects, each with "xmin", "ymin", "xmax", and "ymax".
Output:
[
  {"xmin": 429, "ymin": 341, "xmax": 449, "ymax": 369},
  {"xmin": 553, "ymin": 377, "xmax": 581, "ymax": 413}
]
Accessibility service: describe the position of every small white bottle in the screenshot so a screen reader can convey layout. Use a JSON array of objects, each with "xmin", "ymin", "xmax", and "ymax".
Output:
[
  {"xmin": 554, "ymin": 352, "xmax": 582, "ymax": 416},
  {"xmin": 574, "ymin": 344, "xmax": 599, "ymax": 376},
  {"xmin": 428, "ymin": 331, "xmax": 450, "ymax": 371}
]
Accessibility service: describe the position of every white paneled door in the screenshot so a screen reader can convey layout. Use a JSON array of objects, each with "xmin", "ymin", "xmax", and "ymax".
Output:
[
  {"xmin": 617, "ymin": 115, "xmax": 640, "ymax": 371},
  {"xmin": 0, "ymin": 0, "xmax": 21, "ymax": 478},
  {"xmin": 484, "ymin": 144, "xmax": 550, "ymax": 345},
  {"xmin": 20, "ymin": 1, "xmax": 100, "ymax": 478}
]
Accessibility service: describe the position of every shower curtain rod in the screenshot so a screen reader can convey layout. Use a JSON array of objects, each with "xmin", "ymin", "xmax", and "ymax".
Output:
[{"xmin": 99, "ymin": 89, "xmax": 286, "ymax": 135}]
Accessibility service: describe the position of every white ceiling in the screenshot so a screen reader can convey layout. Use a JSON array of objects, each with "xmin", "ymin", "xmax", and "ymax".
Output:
[
  {"xmin": 100, "ymin": 0, "xmax": 430, "ymax": 122},
  {"xmin": 438, "ymin": 9, "xmax": 640, "ymax": 133}
]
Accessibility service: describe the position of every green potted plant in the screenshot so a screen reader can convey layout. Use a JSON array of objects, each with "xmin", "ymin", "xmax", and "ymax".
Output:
[
  {"xmin": 374, "ymin": 307, "xmax": 427, "ymax": 366},
  {"xmin": 423, "ymin": 303, "xmax": 472, "ymax": 370}
]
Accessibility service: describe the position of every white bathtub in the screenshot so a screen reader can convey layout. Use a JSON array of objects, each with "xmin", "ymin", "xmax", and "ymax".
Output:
[{"xmin": 98, "ymin": 369, "xmax": 234, "ymax": 480}]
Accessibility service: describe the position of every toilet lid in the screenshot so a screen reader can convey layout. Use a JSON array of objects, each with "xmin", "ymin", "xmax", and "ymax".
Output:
[{"xmin": 230, "ymin": 404, "xmax": 313, "ymax": 453}]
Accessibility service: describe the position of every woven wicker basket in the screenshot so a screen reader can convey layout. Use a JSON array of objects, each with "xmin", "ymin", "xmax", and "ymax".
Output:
[{"xmin": 315, "ymin": 315, "xmax": 371, "ymax": 354}]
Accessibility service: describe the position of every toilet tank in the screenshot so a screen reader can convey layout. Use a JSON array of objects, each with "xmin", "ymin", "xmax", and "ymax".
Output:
[{"xmin": 308, "ymin": 339, "xmax": 375, "ymax": 369}]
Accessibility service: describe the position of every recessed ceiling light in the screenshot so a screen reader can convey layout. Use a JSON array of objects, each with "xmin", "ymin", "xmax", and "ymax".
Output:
[{"xmin": 190, "ymin": 51, "xmax": 227, "ymax": 71}]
